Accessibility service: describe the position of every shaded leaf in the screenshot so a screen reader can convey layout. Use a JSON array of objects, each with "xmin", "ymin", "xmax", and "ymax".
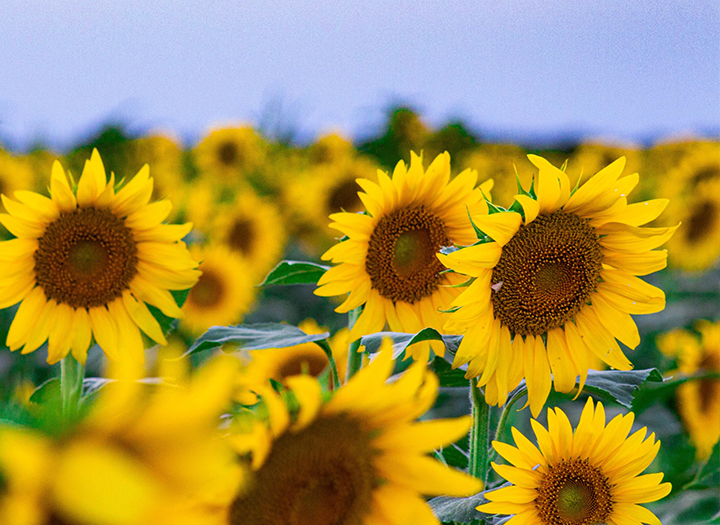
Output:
[
  {"xmin": 432, "ymin": 356, "xmax": 470, "ymax": 387},
  {"xmin": 360, "ymin": 329, "xmax": 463, "ymax": 356},
  {"xmin": 186, "ymin": 323, "xmax": 329, "ymax": 356},
  {"xmin": 259, "ymin": 260, "xmax": 329, "ymax": 286},
  {"xmin": 582, "ymin": 368, "xmax": 663, "ymax": 408}
]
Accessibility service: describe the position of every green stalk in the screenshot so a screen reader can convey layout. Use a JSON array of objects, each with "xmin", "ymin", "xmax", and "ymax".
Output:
[
  {"xmin": 315, "ymin": 339, "xmax": 341, "ymax": 390},
  {"xmin": 345, "ymin": 307, "xmax": 363, "ymax": 381},
  {"xmin": 60, "ymin": 355, "xmax": 85, "ymax": 426},
  {"xmin": 493, "ymin": 386, "xmax": 527, "ymax": 446},
  {"xmin": 468, "ymin": 378, "xmax": 491, "ymax": 486}
]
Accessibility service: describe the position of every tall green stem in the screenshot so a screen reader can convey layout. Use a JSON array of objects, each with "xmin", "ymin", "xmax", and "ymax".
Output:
[
  {"xmin": 468, "ymin": 378, "xmax": 491, "ymax": 487},
  {"xmin": 346, "ymin": 307, "xmax": 363, "ymax": 381},
  {"xmin": 60, "ymin": 355, "xmax": 85, "ymax": 426}
]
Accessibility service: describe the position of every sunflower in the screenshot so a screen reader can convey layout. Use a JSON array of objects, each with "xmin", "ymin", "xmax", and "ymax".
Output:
[
  {"xmin": 0, "ymin": 356, "xmax": 244, "ymax": 525},
  {"xmin": 228, "ymin": 340, "xmax": 482, "ymax": 525},
  {"xmin": 439, "ymin": 155, "xmax": 676, "ymax": 415},
  {"xmin": 478, "ymin": 398, "xmax": 671, "ymax": 525},
  {"xmin": 657, "ymin": 320, "xmax": 720, "ymax": 460},
  {"xmin": 307, "ymin": 133, "xmax": 356, "ymax": 165},
  {"xmin": 0, "ymin": 152, "xmax": 37, "ymax": 213},
  {"xmin": 566, "ymin": 142, "xmax": 643, "ymax": 197},
  {"xmin": 181, "ymin": 245, "xmax": 257, "ymax": 335},
  {"xmin": 210, "ymin": 190, "xmax": 287, "ymax": 282},
  {"xmin": 127, "ymin": 133, "xmax": 186, "ymax": 206},
  {"xmin": 0, "ymin": 149, "xmax": 200, "ymax": 364},
  {"xmin": 285, "ymin": 155, "xmax": 381, "ymax": 249},
  {"xmin": 315, "ymin": 151, "xmax": 493, "ymax": 359},
  {"xmin": 236, "ymin": 319, "xmax": 350, "ymax": 403},
  {"xmin": 193, "ymin": 126, "xmax": 266, "ymax": 185}
]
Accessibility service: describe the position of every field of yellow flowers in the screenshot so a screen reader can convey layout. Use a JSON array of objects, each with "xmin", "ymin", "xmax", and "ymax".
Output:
[{"xmin": 0, "ymin": 108, "xmax": 718, "ymax": 525}]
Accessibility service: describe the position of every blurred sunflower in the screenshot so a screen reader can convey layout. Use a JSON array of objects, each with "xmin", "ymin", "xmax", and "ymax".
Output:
[
  {"xmin": 285, "ymin": 155, "xmax": 380, "ymax": 245},
  {"xmin": 306, "ymin": 132, "xmax": 355, "ymax": 165},
  {"xmin": 461, "ymin": 144, "xmax": 532, "ymax": 208},
  {"xmin": 566, "ymin": 142, "xmax": 643, "ymax": 195},
  {"xmin": 657, "ymin": 320, "xmax": 720, "ymax": 460},
  {"xmin": 479, "ymin": 398, "xmax": 671, "ymax": 525},
  {"xmin": 211, "ymin": 191, "xmax": 287, "ymax": 282},
  {"xmin": 127, "ymin": 133, "xmax": 186, "ymax": 207},
  {"xmin": 194, "ymin": 126, "xmax": 266, "ymax": 185},
  {"xmin": 181, "ymin": 245, "xmax": 257, "ymax": 335},
  {"xmin": 228, "ymin": 340, "xmax": 482, "ymax": 524},
  {"xmin": 0, "ymin": 149, "xmax": 199, "ymax": 364},
  {"xmin": 0, "ymin": 152, "xmax": 37, "ymax": 212},
  {"xmin": 0, "ymin": 356, "xmax": 244, "ymax": 525},
  {"xmin": 315, "ymin": 152, "xmax": 492, "ymax": 360},
  {"xmin": 236, "ymin": 319, "xmax": 349, "ymax": 404},
  {"xmin": 661, "ymin": 177, "xmax": 720, "ymax": 270},
  {"xmin": 439, "ymin": 156, "xmax": 676, "ymax": 415}
]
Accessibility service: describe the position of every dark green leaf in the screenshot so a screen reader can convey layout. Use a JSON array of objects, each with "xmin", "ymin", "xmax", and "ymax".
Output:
[
  {"xmin": 185, "ymin": 323, "xmax": 330, "ymax": 356},
  {"xmin": 581, "ymin": 368, "xmax": 663, "ymax": 408},
  {"xmin": 430, "ymin": 484, "xmax": 511, "ymax": 524},
  {"xmin": 436, "ymin": 443, "xmax": 469, "ymax": 470},
  {"xmin": 259, "ymin": 260, "xmax": 329, "ymax": 286},
  {"xmin": 694, "ymin": 442, "xmax": 720, "ymax": 488},
  {"xmin": 360, "ymin": 329, "xmax": 463, "ymax": 357},
  {"xmin": 632, "ymin": 371, "xmax": 720, "ymax": 414},
  {"xmin": 146, "ymin": 288, "xmax": 190, "ymax": 335},
  {"xmin": 432, "ymin": 356, "xmax": 470, "ymax": 387}
]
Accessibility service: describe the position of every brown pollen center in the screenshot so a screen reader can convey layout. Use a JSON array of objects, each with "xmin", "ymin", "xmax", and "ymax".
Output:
[
  {"xmin": 536, "ymin": 458, "xmax": 613, "ymax": 525},
  {"xmin": 327, "ymin": 179, "xmax": 362, "ymax": 214},
  {"xmin": 274, "ymin": 349, "xmax": 329, "ymax": 382},
  {"xmin": 491, "ymin": 212, "xmax": 603, "ymax": 336},
  {"xmin": 229, "ymin": 415, "xmax": 376, "ymax": 525},
  {"xmin": 188, "ymin": 269, "xmax": 225, "ymax": 309},
  {"xmin": 228, "ymin": 218, "xmax": 255, "ymax": 255},
  {"xmin": 686, "ymin": 201, "xmax": 718, "ymax": 243},
  {"xmin": 365, "ymin": 205, "xmax": 450, "ymax": 304},
  {"xmin": 218, "ymin": 141, "xmax": 240, "ymax": 167},
  {"xmin": 34, "ymin": 208, "xmax": 138, "ymax": 309}
]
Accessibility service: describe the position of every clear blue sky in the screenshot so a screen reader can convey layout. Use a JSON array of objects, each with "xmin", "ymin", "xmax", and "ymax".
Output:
[{"xmin": 1, "ymin": 0, "xmax": 718, "ymax": 151}]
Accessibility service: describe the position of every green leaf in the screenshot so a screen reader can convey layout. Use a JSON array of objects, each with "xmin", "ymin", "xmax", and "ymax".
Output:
[
  {"xmin": 694, "ymin": 442, "xmax": 720, "ymax": 488},
  {"xmin": 359, "ymin": 329, "xmax": 463, "ymax": 357},
  {"xmin": 632, "ymin": 371, "xmax": 720, "ymax": 414},
  {"xmin": 185, "ymin": 323, "xmax": 330, "ymax": 356},
  {"xmin": 28, "ymin": 378, "xmax": 63, "ymax": 433},
  {"xmin": 429, "ymin": 484, "xmax": 511, "ymax": 525},
  {"xmin": 259, "ymin": 260, "xmax": 329, "ymax": 286},
  {"xmin": 432, "ymin": 356, "xmax": 470, "ymax": 387},
  {"xmin": 146, "ymin": 288, "xmax": 191, "ymax": 335},
  {"xmin": 581, "ymin": 368, "xmax": 663, "ymax": 408},
  {"xmin": 436, "ymin": 443, "xmax": 469, "ymax": 470}
]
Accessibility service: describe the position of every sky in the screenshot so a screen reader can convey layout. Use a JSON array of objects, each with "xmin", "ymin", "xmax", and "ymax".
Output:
[{"xmin": 0, "ymin": 0, "xmax": 718, "ymax": 151}]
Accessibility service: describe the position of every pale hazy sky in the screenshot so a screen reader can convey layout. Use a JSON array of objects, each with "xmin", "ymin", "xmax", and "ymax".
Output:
[{"xmin": 1, "ymin": 0, "xmax": 718, "ymax": 151}]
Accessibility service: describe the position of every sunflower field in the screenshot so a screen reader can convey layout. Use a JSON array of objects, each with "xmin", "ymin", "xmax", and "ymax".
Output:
[{"xmin": 0, "ymin": 108, "xmax": 718, "ymax": 525}]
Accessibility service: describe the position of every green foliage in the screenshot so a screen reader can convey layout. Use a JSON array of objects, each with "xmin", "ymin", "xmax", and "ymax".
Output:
[
  {"xmin": 185, "ymin": 322, "xmax": 330, "ymax": 355},
  {"xmin": 259, "ymin": 260, "xmax": 329, "ymax": 286},
  {"xmin": 359, "ymin": 328, "xmax": 462, "ymax": 356}
]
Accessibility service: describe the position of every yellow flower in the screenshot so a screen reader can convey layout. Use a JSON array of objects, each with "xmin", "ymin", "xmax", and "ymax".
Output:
[
  {"xmin": 0, "ymin": 149, "xmax": 200, "ymax": 364},
  {"xmin": 0, "ymin": 152, "xmax": 37, "ymax": 212},
  {"xmin": 0, "ymin": 356, "xmax": 244, "ymax": 525},
  {"xmin": 565, "ymin": 142, "xmax": 643, "ymax": 196},
  {"xmin": 479, "ymin": 398, "xmax": 671, "ymax": 525},
  {"xmin": 439, "ymin": 156, "xmax": 676, "ymax": 415},
  {"xmin": 181, "ymin": 245, "xmax": 257, "ymax": 335},
  {"xmin": 194, "ymin": 126, "xmax": 266, "ymax": 184},
  {"xmin": 210, "ymin": 190, "xmax": 287, "ymax": 282},
  {"xmin": 127, "ymin": 133, "xmax": 186, "ymax": 206},
  {"xmin": 657, "ymin": 320, "xmax": 720, "ymax": 460},
  {"xmin": 306, "ymin": 132, "xmax": 356, "ymax": 165},
  {"xmin": 315, "ymin": 151, "xmax": 493, "ymax": 359},
  {"xmin": 228, "ymin": 340, "xmax": 482, "ymax": 524}
]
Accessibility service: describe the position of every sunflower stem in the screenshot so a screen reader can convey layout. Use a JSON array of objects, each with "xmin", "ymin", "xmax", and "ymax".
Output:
[
  {"xmin": 315, "ymin": 339, "xmax": 341, "ymax": 390},
  {"xmin": 346, "ymin": 307, "xmax": 363, "ymax": 381},
  {"xmin": 493, "ymin": 386, "xmax": 527, "ymax": 447},
  {"xmin": 60, "ymin": 355, "xmax": 85, "ymax": 426},
  {"xmin": 468, "ymin": 378, "xmax": 491, "ymax": 487}
]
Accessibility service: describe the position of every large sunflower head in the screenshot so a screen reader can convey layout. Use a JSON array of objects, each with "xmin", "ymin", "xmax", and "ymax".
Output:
[
  {"xmin": 314, "ymin": 151, "xmax": 493, "ymax": 359},
  {"xmin": 228, "ymin": 340, "xmax": 482, "ymax": 525},
  {"xmin": 439, "ymin": 155, "xmax": 677, "ymax": 415},
  {"xmin": 657, "ymin": 320, "xmax": 720, "ymax": 460},
  {"xmin": 181, "ymin": 245, "xmax": 257, "ymax": 335},
  {"xmin": 0, "ymin": 149, "xmax": 200, "ymax": 364},
  {"xmin": 0, "ymin": 356, "xmax": 244, "ymax": 525},
  {"xmin": 478, "ymin": 398, "xmax": 671, "ymax": 525}
]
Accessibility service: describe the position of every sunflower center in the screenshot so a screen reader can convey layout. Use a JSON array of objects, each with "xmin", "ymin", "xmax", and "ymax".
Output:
[
  {"xmin": 34, "ymin": 208, "xmax": 138, "ymax": 309},
  {"xmin": 327, "ymin": 179, "xmax": 361, "ymax": 214},
  {"xmin": 218, "ymin": 141, "xmax": 240, "ymax": 167},
  {"xmin": 274, "ymin": 350, "xmax": 329, "ymax": 381},
  {"xmin": 491, "ymin": 212, "xmax": 603, "ymax": 336},
  {"xmin": 692, "ymin": 165, "xmax": 719, "ymax": 185},
  {"xmin": 229, "ymin": 415, "xmax": 375, "ymax": 525},
  {"xmin": 698, "ymin": 353, "xmax": 720, "ymax": 414},
  {"xmin": 686, "ymin": 201, "xmax": 718, "ymax": 243},
  {"xmin": 46, "ymin": 514, "xmax": 76, "ymax": 525},
  {"xmin": 365, "ymin": 205, "xmax": 450, "ymax": 304},
  {"xmin": 228, "ymin": 218, "xmax": 255, "ymax": 255},
  {"xmin": 536, "ymin": 458, "xmax": 613, "ymax": 525},
  {"xmin": 188, "ymin": 269, "xmax": 225, "ymax": 308}
]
